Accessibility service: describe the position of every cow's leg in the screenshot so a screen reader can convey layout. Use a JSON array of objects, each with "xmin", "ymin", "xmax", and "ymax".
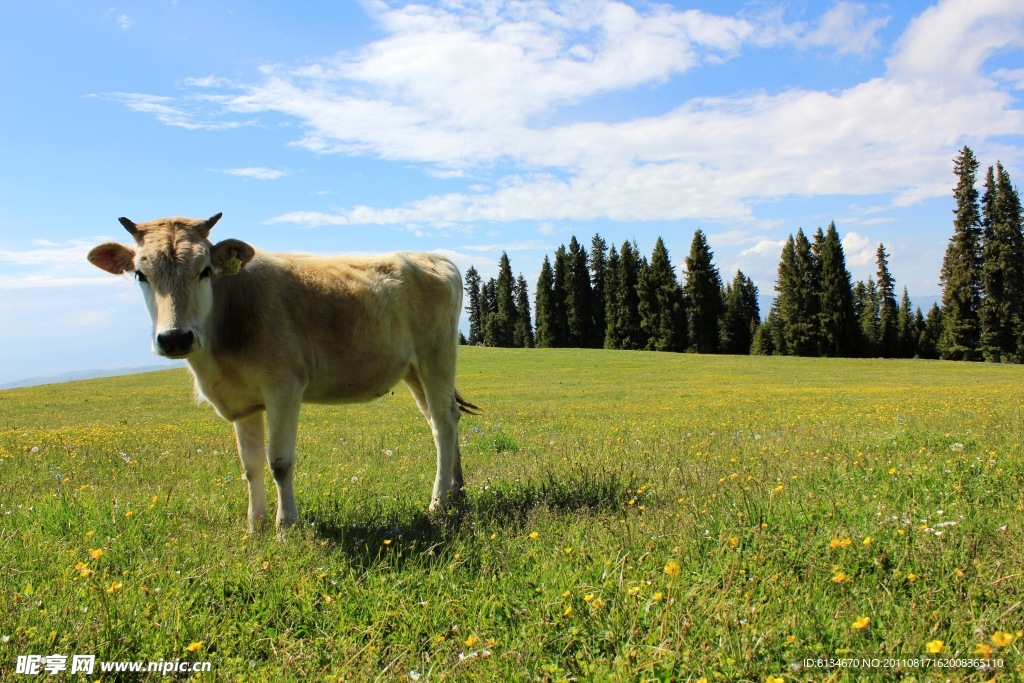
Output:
[
  {"xmin": 423, "ymin": 377, "xmax": 462, "ymax": 513},
  {"xmin": 404, "ymin": 370, "xmax": 432, "ymax": 424},
  {"xmin": 234, "ymin": 412, "xmax": 267, "ymax": 530},
  {"xmin": 265, "ymin": 393, "xmax": 302, "ymax": 529},
  {"xmin": 406, "ymin": 369, "xmax": 464, "ymax": 504},
  {"xmin": 407, "ymin": 366, "xmax": 464, "ymax": 509}
]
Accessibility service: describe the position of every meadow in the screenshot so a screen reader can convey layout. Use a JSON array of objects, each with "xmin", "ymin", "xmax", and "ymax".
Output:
[{"xmin": 1, "ymin": 347, "xmax": 1023, "ymax": 681}]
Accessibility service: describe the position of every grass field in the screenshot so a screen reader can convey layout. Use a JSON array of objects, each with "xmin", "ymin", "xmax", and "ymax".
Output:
[{"xmin": 2, "ymin": 348, "xmax": 1024, "ymax": 681}]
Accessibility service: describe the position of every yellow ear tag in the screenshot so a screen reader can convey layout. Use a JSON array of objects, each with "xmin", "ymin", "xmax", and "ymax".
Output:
[{"xmin": 222, "ymin": 249, "xmax": 243, "ymax": 276}]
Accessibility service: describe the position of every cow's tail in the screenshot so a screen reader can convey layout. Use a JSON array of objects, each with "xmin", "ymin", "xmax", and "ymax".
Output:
[{"xmin": 455, "ymin": 389, "xmax": 483, "ymax": 415}]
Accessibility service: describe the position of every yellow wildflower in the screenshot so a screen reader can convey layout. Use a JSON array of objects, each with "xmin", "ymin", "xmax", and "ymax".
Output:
[
  {"xmin": 852, "ymin": 616, "xmax": 870, "ymax": 630},
  {"xmin": 464, "ymin": 635, "xmax": 479, "ymax": 648},
  {"xmin": 993, "ymin": 631, "xmax": 1015, "ymax": 648},
  {"xmin": 664, "ymin": 560, "xmax": 681, "ymax": 576},
  {"xmin": 184, "ymin": 642, "xmax": 203, "ymax": 652},
  {"xmin": 926, "ymin": 640, "xmax": 944, "ymax": 654},
  {"xmin": 88, "ymin": 549, "xmax": 103, "ymax": 560}
]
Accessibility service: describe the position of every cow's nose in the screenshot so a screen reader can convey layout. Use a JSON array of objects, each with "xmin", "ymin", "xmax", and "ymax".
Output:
[{"xmin": 156, "ymin": 329, "xmax": 195, "ymax": 357}]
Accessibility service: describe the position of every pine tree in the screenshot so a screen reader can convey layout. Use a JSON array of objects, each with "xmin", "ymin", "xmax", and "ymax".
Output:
[
  {"xmin": 939, "ymin": 146, "xmax": 983, "ymax": 360},
  {"xmin": 492, "ymin": 252, "xmax": 517, "ymax": 347},
  {"xmin": 603, "ymin": 245, "xmax": 623, "ymax": 349},
  {"xmin": 775, "ymin": 230, "xmax": 819, "ymax": 356},
  {"xmin": 615, "ymin": 241, "xmax": 645, "ymax": 350},
  {"xmin": 854, "ymin": 278, "xmax": 880, "ymax": 356},
  {"xmin": 896, "ymin": 287, "xmax": 917, "ymax": 358},
  {"xmin": 481, "ymin": 278, "xmax": 498, "ymax": 346},
  {"xmin": 638, "ymin": 237, "xmax": 687, "ymax": 352},
  {"xmin": 816, "ymin": 222, "xmax": 857, "ymax": 357},
  {"xmin": 589, "ymin": 234, "xmax": 608, "ymax": 348},
  {"xmin": 919, "ymin": 303, "xmax": 944, "ymax": 359},
  {"xmin": 684, "ymin": 230, "xmax": 724, "ymax": 354},
  {"xmin": 721, "ymin": 270, "xmax": 760, "ymax": 354},
  {"xmin": 534, "ymin": 256, "xmax": 556, "ymax": 348},
  {"xmin": 551, "ymin": 246, "xmax": 570, "ymax": 347},
  {"xmin": 513, "ymin": 274, "xmax": 534, "ymax": 348},
  {"xmin": 565, "ymin": 237, "xmax": 593, "ymax": 348},
  {"xmin": 980, "ymin": 163, "xmax": 1024, "ymax": 362},
  {"xmin": 750, "ymin": 323, "xmax": 772, "ymax": 355},
  {"xmin": 999, "ymin": 166, "xmax": 1024, "ymax": 361},
  {"xmin": 602, "ymin": 240, "xmax": 643, "ymax": 350},
  {"xmin": 754, "ymin": 309, "xmax": 786, "ymax": 355},
  {"xmin": 464, "ymin": 266, "xmax": 483, "ymax": 345},
  {"xmin": 876, "ymin": 244, "xmax": 899, "ymax": 357}
]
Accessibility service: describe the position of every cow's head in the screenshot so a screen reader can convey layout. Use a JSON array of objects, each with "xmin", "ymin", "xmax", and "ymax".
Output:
[{"xmin": 87, "ymin": 213, "xmax": 255, "ymax": 359}]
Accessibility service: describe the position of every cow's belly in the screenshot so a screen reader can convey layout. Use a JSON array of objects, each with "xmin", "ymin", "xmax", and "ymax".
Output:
[{"xmin": 302, "ymin": 357, "xmax": 410, "ymax": 404}]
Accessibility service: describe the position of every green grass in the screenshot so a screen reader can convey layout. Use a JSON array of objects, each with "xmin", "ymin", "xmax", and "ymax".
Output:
[{"xmin": 2, "ymin": 348, "xmax": 1024, "ymax": 681}]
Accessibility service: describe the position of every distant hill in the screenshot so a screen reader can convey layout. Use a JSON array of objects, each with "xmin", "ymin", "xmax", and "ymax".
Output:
[{"xmin": 0, "ymin": 364, "xmax": 184, "ymax": 390}]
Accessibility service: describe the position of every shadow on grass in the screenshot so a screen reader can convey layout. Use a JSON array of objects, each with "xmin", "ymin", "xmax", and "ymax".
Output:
[{"xmin": 304, "ymin": 467, "xmax": 638, "ymax": 570}]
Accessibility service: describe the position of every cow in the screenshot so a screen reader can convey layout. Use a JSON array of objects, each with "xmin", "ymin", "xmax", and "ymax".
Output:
[{"xmin": 87, "ymin": 213, "xmax": 479, "ymax": 530}]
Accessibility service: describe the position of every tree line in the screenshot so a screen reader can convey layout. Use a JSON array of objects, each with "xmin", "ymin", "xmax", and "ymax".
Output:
[
  {"xmin": 463, "ymin": 146, "xmax": 1023, "ymax": 362},
  {"xmin": 464, "ymin": 232, "xmax": 759, "ymax": 354}
]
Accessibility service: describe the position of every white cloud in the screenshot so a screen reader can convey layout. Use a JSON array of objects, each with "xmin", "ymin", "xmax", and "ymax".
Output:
[
  {"xmin": 842, "ymin": 231, "xmax": 877, "ymax": 267},
  {"xmin": 0, "ymin": 239, "xmax": 126, "ymax": 290},
  {"xmin": 117, "ymin": 14, "xmax": 133, "ymax": 30},
  {"xmin": 0, "ymin": 276, "xmax": 120, "ymax": 290},
  {"xmin": 740, "ymin": 239, "xmax": 786, "ymax": 257},
  {"xmin": 110, "ymin": 0, "xmax": 1024, "ymax": 230},
  {"xmin": 993, "ymin": 67, "xmax": 1024, "ymax": 89},
  {"xmin": 220, "ymin": 167, "xmax": 289, "ymax": 180},
  {"xmin": 91, "ymin": 93, "xmax": 247, "ymax": 131},
  {"xmin": 182, "ymin": 75, "xmax": 234, "ymax": 88},
  {"xmin": 266, "ymin": 211, "xmax": 352, "ymax": 226},
  {"xmin": 795, "ymin": 2, "xmax": 889, "ymax": 56},
  {"xmin": 461, "ymin": 240, "xmax": 551, "ymax": 253}
]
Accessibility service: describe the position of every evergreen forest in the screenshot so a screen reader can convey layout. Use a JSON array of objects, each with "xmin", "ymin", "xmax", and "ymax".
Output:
[{"xmin": 463, "ymin": 147, "xmax": 1024, "ymax": 362}]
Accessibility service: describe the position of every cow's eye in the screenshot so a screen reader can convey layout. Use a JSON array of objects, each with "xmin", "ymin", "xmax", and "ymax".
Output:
[
  {"xmin": 199, "ymin": 266, "xmax": 212, "ymax": 280},
  {"xmin": 135, "ymin": 271, "xmax": 148, "ymax": 283}
]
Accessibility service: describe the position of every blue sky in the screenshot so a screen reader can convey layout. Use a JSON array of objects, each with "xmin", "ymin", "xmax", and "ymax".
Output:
[{"xmin": 1, "ymin": 0, "xmax": 1023, "ymax": 385}]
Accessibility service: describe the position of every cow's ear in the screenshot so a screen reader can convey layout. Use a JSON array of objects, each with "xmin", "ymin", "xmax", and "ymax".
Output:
[
  {"xmin": 211, "ymin": 239, "xmax": 255, "ymax": 276},
  {"xmin": 88, "ymin": 243, "xmax": 136, "ymax": 275}
]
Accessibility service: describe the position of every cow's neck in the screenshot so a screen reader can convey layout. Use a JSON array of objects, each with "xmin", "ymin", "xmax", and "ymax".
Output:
[{"xmin": 185, "ymin": 347, "xmax": 262, "ymax": 422}]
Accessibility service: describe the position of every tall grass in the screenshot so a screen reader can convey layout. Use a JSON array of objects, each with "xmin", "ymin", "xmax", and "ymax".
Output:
[{"xmin": 1, "ymin": 348, "xmax": 1023, "ymax": 680}]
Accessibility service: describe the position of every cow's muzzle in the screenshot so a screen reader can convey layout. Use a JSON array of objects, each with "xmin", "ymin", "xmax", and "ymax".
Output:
[{"xmin": 156, "ymin": 329, "xmax": 195, "ymax": 358}]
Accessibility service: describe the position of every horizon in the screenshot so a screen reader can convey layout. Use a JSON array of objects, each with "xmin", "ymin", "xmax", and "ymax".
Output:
[{"xmin": 1, "ymin": 0, "xmax": 1022, "ymax": 386}]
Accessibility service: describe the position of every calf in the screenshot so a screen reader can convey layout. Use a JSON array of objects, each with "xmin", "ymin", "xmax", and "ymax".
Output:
[{"xmin": 88, "ymin": 213, "xmax": 478, "ymax": 529}]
